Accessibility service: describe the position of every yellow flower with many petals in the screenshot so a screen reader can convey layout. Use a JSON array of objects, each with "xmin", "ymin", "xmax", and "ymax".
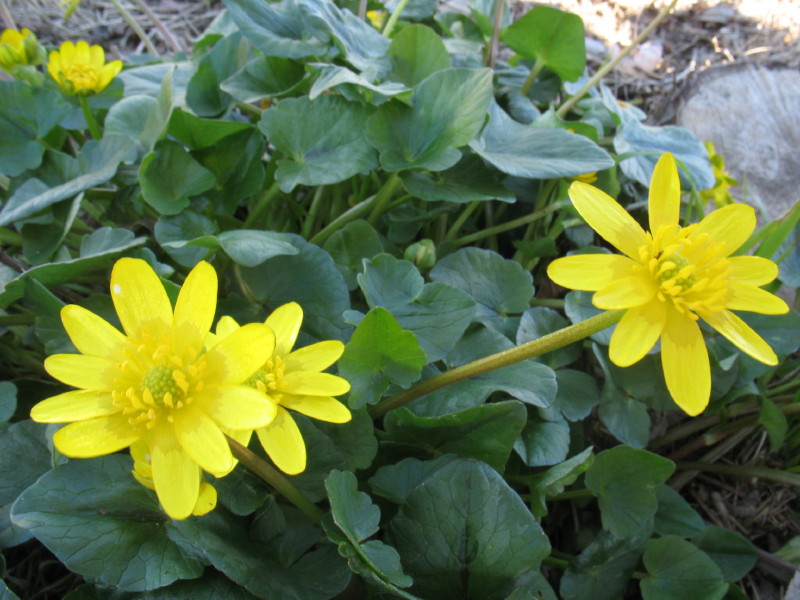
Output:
[
  {"xmin": 30, "ymin": 258, "xmax": 278, "ymax": 519},
  {"xmin": 0, "ymin": 28, "xmax": 45, "ymax": 73},
  {"xmin": 47, "ymin": 40, "xmax": 122, "ymax": 95},
  {"xmin": 216, "ymin": 303, "xmax": 352, "ymax": 475},
  {"xmin": 548, "ymin": 153, "xmax": 789, "ymax": 416}
]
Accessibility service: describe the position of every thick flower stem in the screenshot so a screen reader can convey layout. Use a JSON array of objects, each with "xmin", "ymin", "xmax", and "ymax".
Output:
[
  {"xmin": 519, "ymin": 58, "xmax": 545, "ymax": 97},
  {"xmin": 227, "ymin": 435, "xmax": 324, "ymax": 524},
  {"xmin": 369, "ymin": 309, "xmax": 624, "ymax": 418},
  {"xmin": 79, "ymin": 96, "xmax": 103, "ymax": 141},
  {"xmin": 555, "ymin": 0, "xmax": 677, "ymax": 119},
  {"xmin": 484, "ymin": 0, "xmax": 506, "ymax": 68},
  {"xmin": 454, "ymin": 201, "xmax": 569, "ymax": 247},
  {"xmin": 367, "ymin": 173, "xmax": 402, "ymax": 225},
  {"xmin": 382, "ymin": 0, "xmax": 410, "ymax": 37}
]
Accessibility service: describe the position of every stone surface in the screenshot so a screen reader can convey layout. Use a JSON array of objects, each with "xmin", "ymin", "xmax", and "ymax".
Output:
[{"xmin": 677, "ymin": 65, "xmax": 800, "ymax": 220}]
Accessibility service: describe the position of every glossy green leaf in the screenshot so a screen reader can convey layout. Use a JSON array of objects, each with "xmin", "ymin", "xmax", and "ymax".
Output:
[
  {"xmin": 239, "ymin": 234, "xmax": 350, "ymax": 341},
  {"xmin": 0, "ymin": 135, "xmax": 137, "ymax": 227},
  {"xmin": 105, "ymin": 68, "xmax": 173, "ymax": 155},
  {"xmin": 221, "ymin": 55, "xmax": 306, "ymax": 103},
  {"xmin": 366, "ymin": 68, "xmax": 493, "ymax": 172},
  {"xmin": 323, "ymin": 220, "xmax": 384, "ymax": 290},
  {"xmin": 384, "ymin": 401, "xmax": 526, "ymax": 473},
  {"xmin": 514, "ymin": 413, "xmax": 569, "ymax": 467},
  {"xmin": 389, "ymin": 459, "xmax": 550, "ymax": 599},
  {"xmin": 259, "ymin": 96, "xmax": 378, "ymax": 192},
  {"xmin": 560, "ymin": 527, "xmax": 650, "ymax": 600},
  {"xmin": 155, "ymin": 210, "xmax": 218, "ymax": 268},
  {"xmin": 0, "ymin": 227, "xmax": 146, "ymax": 307},
  {"xmin": 168, "ymin": 109, "xmax": 252, "ymax": 150},
  {"xmin": 400, "ymin": 153, "xmax": 514, "ymax": 204},
  {"xmin": 430, "ymin": 247, "xmax": 533, "ymax": 334},
  {"xmin": 369, "ymin": 455, "xmax": 459, "ymax": 505},
  {"xmin": 502, "ymin": 6, "xmax": 585, "ymax": 81},
  {"xmin": 25, "ymin": 278, "xmax": 71, "ymax": 355},
  {"xmin": 186, "ymin": 33, "xmax": 250, "ymax": 117},
  {"xmin": 528, "ymin": 446, "xmax": 593, "ymax": 519},
  {"xmin": 0, "ymin": 81, "xmax": 72, "ymax": 177},
  {"xmin": 387, "ymin": 25, "xmax": 450, "ymax": 88},
  {"xmin": 338, "ymin": 307, "xmax": 426, "ymax": 409},
  {"xmin": 11, "ymin": 455, "xmax": 204, "ymax": 591},
  {"xmin": 164, "ymin": 230, "xmax": 298, "ymax": 267},
  {"xmin": 550, "ymin": 370, "xmax": 600, "ymax": 422},
  {"xmin": 387, "ymin": 0, "xmax": 437, "ymax": 21},
  {"xmin": 0, "ymin": 420, "xmax": 52, "ymax": 548},
  {"xmin": 0, "ymin": 382, "xmax": 16, "ymax": 424},
  {"xmin": 139, "ymin": 140, "xmax": 216, "ymax": 215},
  {"xmin": 171, "ymin": 509, "xmax": 350, "ymax": 600},
  {"xmin": 640, "ymin": 536, "xmax": 727, "ymax": 600},
  {"xmin": 759, "ymin": 396, "xmax": 788, "ymax": 452},
  {"xmin": 516, "ymin": 307, "xmax": 581, "ymax": 369},
  {"xmin": 470, "ymin": 102, "xmax": 613, "ymax": 178},
  {"xmin": 324, "ymin": 470, "xmax": 413, "ymax": 591},
  {"xmin": 692, "ymin": 526, "xmax": 757, "ymax": 581},
  {"xmin": 597, "ymin": 391, "xmax": 651, "ymax": 449},
  {"xmin": 654, "ymin": 485, "xmax": 705, "ymax": 537},
  {"xmin": 585, "ymin": 446, "xmax": 675, "ymax": 539},
  {"xmin": 358, "ymin": 254, "xmax": 476, "ymax": 362},
  {"xmin": 309, "ymin": 65, "xmax": 408, "ymax": 101}
]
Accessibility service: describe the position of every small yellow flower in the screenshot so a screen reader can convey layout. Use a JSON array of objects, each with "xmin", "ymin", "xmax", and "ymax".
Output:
[
  {"xmin": 31, "ymin": 258, "xmax": 278, "ymax": 519},
  {"xmin": 216, "ymin": 303, "xmax": 352, "ymax": 475},
  {"xmin": 47, "ymin": 40, "xmax": 122, "ymax": 95},
  {"xmin": 0, "ymin": 28, "xmax": 45, "ymax": 73},
  {"xmin": 573, "ymin": 172, "xmax": 598, "ymax": 184},
  {"xmin": 700, "ymin": 141, "xmax": 739, "ymax": 208},
  {"xmin": 548, "ymin": 153, "xmax": 789, "ymax": 416},
  {"xmin": 366, "ymin": 10, "xmax": 387, "ymax": 29}
]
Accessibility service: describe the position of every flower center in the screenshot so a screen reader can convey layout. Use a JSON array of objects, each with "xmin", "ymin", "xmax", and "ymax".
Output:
[
  {"xmin": 111, "ymin": 340, "xmax": 207, "ymax": 429},
  {"xmin": 639, "ymin": 225, "xmax": 732, "ymax": 318},
  {"xmin": 64, "ymin": 63, "xmax": 100, "ymax": 90},
  {"xmin": 246, "ymin": 356, "xmax": 285, "ymax": 400}
]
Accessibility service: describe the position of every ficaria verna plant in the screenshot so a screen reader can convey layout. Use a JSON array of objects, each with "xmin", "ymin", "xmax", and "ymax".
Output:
[{"xmin": 0, "ymin": 0, "xmax": 799, "ymax": 598}]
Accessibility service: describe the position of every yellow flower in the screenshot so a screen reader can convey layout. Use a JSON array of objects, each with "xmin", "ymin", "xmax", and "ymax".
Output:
[
  {"xmin": 0, "ymin": 28, "xmax": 45, "ymax": 73},
  {"xmin": 573, "ymin": 172, "xmax": 598, "ymax": 184},
  {"xmin": 700, "ymin": 141, "xmax": 739, "ymax": 208},
  {"xmin": 366, "ymin": 10, "xmax": 387, "ymax": 29},
  {"xmin": 547, "ymin": 153, "xmax": 789, "ymax": 416},
  {"xmin": 47, "ymin": 40, "xmax": 122, "ymax": 95},
  {"xmin": 216, "ymin": 303, "xmax": 352, "ymax": 475},
  {"xmin": 30, "ymin": 258, "xmax": 278, "ymax": 519}
]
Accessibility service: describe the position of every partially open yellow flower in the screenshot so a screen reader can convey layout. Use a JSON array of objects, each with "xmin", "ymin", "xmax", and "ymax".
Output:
[
  {"xmin": 548, "ymin": 153, "xmax": 789, "ymax": 416},
  {"xmin": 0, "ymin": 28, "xmax": 45, "ymax": 73},
  {"xmin": 216, "ymin": 303, "xmax": 352, "ymax": 475},
  {"xmin": 31, "ymin": 258, "xmax": 277, "ymax": 519},
  {"xmin": 700, "ymin": 140, "xmax": 739, "ymax": 208},
  {"xmin": 47, "ymin": 40, "xmax": 122, "ymax": 95}
]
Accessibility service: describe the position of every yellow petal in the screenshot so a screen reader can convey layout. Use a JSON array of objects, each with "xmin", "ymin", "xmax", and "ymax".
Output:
[
  {"xmin": 89, "ymin": 44, "xmax": 104, "ymax": 67},
  {"xmin": 47, "ymin": 50, "xmax": 61, "ymax": 81},
  {"xmin": 728, "ymin": 256, "xmax": 778, "ymax": 286},
  {"xmin": 173, "ymin": 406, "xmax": 233, "ymax": 475},
  {"xmin": 30, "ymin": 390, "xmax": 118, "ymax": 423},
  {"xmin": 282, "ymin": 394, "xmax": 352, "ymax": 423},
  {"xmin": 215, "ymin": 315, "xmax": 240, "ymax": 338},
  {"xmin": 608, "ymin": 299, "xmax": 667, "ymax": 367},
  {"xmin": 75, "ymin": 40, "xmax": 90, "ymax": 64},
  {"xmin": 151, "ymin": 426, "xmax": 201, "ymax": 520},
  {"xmin": 726, "ymin": 282, "xmax": 789, "ymax": 315},
  {"xmin": 110, "ymin": 258, "xmax": 172, "ymax": 341},
  {"xmin": 44, "ymin": 354, "xmax": 117, "ymax": 390},
  {"xmin": 98, "ymin": 60, "xmax": 122, "ymax": 91},
  {"xmin": 278, "ymin": 372, "xmax": 351, "ymax": 396},
  {"xmin": 53, "ymin": 414, "xmax": 142, "ymax": 457},
  {"xmin": 172, "ymin": 261, "xmax": 217, "ymax": 351},
  {"xmin": 648, "ymin": 153, "xmax": 681, "ymax": 233},
  {"xmin": 266, "ymin": 302, "xmax": 303, "ymax": 357},
  {"xmin": 59, "ymin": 41, "xmax": 75, "ymax": 64},
  {"xmin": 60, "ymin": 304, "xmax": 127, "ymax": 358},
  {"xmin": 568, "ymin": 181, "xmax": 649, "ymax": 259},
  {"xmin": 256, "ymin": 407, "xmax": 306, "ymax": 475},
  {"xmin": 702, "ymin": 309, "xmax": 778, "ymax": 365},
  {"xmin": 204, "ymin": 323, "xmax": 275, "ymax": 383},
  {"xmin": 547, "ymin": 254, "xmax": 639, "ymax": 292},
  {"xmin": 593, "ymin": 273, "xmax": 657, "ymax": 309},
  {"xmin": 202, "ymin": 384, "xmax": 277, "ymax": 429},
  {"xmin": 661, "ymin": 310, "xmax": 710, "ymax": 416},
  {"xmin": 284, "ymin": 341, "xmax": 344, "ymax": 373},
  {"xmin": 693, "ymin": 204, "xmax": 755, "ymax": 256},
  {"xmin": 192, "ymin": 481, "xmax": 217, "ymax": 516}
]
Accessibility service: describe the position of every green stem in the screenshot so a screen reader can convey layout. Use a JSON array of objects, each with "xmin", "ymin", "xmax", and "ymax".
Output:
[
  {"xmin": 227, "ymin": 436, "xmax": 324, "ymax": 524},
  {"xmin": 555, "ymin": 0, "xmax": 678, "ymax": 119},
  {"xmin": 445, "ymin": 201, "xmax": 481, "ymax": 241},
  {"xmin": 236, "ymin": 101, "xmax": 263, "ymax": 119},
  {"xmin": 530, "ymin": 298, "xmax": 565, "ymax": 309},
  {"xmin": 301, "ymin": 186, "xmax": 326, "ymax": 239},
  {"xmin": 0, "ymin": 314, "xmax": 36, "ymax": 326},
  {"xmin": 484, "ymin": 0, "xmax": 506, "ymax": 68},
  {"xmin": 454, "ymin": 201, "xmax": 568, "ymax": 247},
  {"xmin": 550, "ymin": 488, "xmax": 593, "ymax": 502},
  {"xmin": 519, "ymin": 58, "xmax": 545, "ymax": 97},
  {"xmin": 677, "ymin": 460, "xmax": 800, "ymax": 488},
  {"xmin": 79, "ymin": 96, "xmax": 103, "ymax": 140},
  {"xmin": 381, "ymin": 0, "xmax": 410, "ymax": 37},
  {"xmin": 358, "ymin": 0, "xmax": 368, "ymax": 19},
  {"xmin": 370, "ymin": 310, "xmax": 624, "ymax": 418},
  {"xmin": 244, "ymin": 182, "xmax": 281, "ymax": 229},
  {"xmin": 0, "ymin": 227, "xmax": 22, "ymax": 245},
  {"xmin": 367, "ymin": 173, "xmax": 402, "ymax": 225},
  {"xmin": 309, "ymin": 195, "xmax": 377, "ymax": 246},
  {"xmin": 107, "ymin": 0, "xmax": 159, "ymax": 56}
]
